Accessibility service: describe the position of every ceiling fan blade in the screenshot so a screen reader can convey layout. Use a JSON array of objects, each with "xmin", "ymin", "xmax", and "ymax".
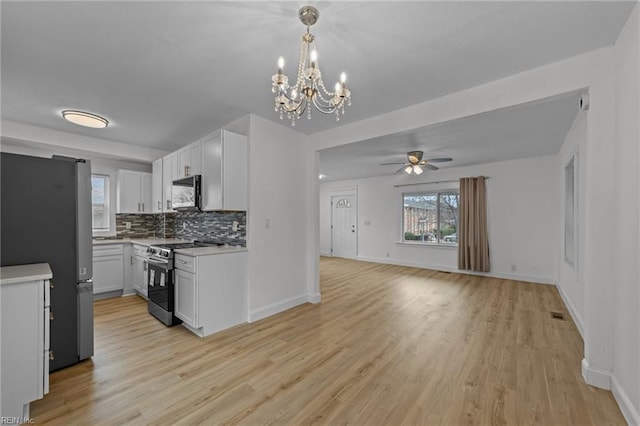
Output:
[
  {"xmin": 425, "ymin": 157, "xmax": 453, "ymax": 163},
  {"xmin": 424, "ymin": 164, "xmax": 439, "ymax": 170},
  {"xmin": 380, "ymin": 162, "xmax": 406, "ymax": 166},
  {"xmin": 396, "ymin": 165, "xmax": 410, "ymax": 174}
]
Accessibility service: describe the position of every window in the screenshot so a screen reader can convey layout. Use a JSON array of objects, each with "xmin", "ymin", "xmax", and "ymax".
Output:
[
  {"xmin": 564, "ymin": 156, "xmax": 577, "ymax": 267},
  {"xmin": 91, "ymin": 174, "xmax": 110, "ymax": 231},
  {"xmin": 403, "ymin": 191, "xmax": 459, "ymax": 244}
]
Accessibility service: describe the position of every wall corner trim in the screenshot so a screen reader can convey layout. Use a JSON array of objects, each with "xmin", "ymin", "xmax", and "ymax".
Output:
[
  {"xmin": 582, "ymin": 358, "xmax": 612, "ymax": 390},
  {"xmin": 611, "ymin": 375, "xmax": 640, "ymax": 426},
  {"xmin": 308, "ymin": 293, "xmax": 321, "ymax": 304}
]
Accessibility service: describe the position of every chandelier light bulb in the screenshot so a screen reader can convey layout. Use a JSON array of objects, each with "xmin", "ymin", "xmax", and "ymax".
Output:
[
  {"xmin": 340, "ymin": 72, "xmax": 347, "ymax": 84},
  {"xmin": 277, "ymin": 56, "xmax": 285, "ymax": 71},
  {"xmin": 291, "ymin": 88, "xmax": 298, "ymax": 99},
  {"xmin": 334, "ymin": 82, "xmax": 341, "ymax": 92},
  {"xmin": 310, "ymin": 49, "xmax": 318, "ymax": 64}
]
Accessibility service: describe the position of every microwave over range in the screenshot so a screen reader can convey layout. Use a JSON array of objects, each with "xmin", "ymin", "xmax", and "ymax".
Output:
[{"xmin": 172, "ymin": 175, "xmax": 201, "ymax": 211}]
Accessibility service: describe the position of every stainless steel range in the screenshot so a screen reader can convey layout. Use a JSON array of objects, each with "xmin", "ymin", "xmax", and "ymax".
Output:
[{"xmin": 146, "ymin": 241, "xmax": 224, "ymax": 326}]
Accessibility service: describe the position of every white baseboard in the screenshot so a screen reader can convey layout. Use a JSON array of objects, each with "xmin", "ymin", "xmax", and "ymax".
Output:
[
  {"xmin": 249, "ymin": 294, "xmax": 309, "ymax": 322},
  {"xmin": 611, "ymin": 375, "xmax": 640, "ymax": 426},
  {"xmin": 308, "ymin": 293, "xmax": 321, "ymax": 304},
  {"xmin": 320, "ymin": 251, "xmax": 331, "ymax": 257},
  {"xmin": 555, "ymin": 282, "xmax": 584, "ymax": 338},
  {"xmin": 355, "ymin": 255, "xmax": 556, "ymax": 285},
  {"xmin": 582, "ymin": 358, "xmax": 611, "ymax": 390}
]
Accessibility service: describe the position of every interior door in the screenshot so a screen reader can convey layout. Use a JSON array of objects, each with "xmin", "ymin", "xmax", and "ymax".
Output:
[{"xmin": 331, "ymin": 194, "xmax": 357, "ymax": 258}]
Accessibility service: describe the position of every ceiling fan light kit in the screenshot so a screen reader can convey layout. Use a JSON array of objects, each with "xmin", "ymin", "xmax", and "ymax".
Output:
[
  {"xmin": 382, "ymin": 150, "xmax": 453, "ymax": 175},
  {"xmin": 271, "ymin": 5, "xmax": 351, "ymax": 127}
]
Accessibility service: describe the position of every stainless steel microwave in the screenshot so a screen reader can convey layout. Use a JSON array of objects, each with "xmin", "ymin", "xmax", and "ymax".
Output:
[{"xmin": 172, "ymin": 175, "xmax": 201, "ymax": 211}]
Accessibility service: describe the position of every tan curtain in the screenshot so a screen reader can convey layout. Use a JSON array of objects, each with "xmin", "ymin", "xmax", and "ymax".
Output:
[{"xmin": 458, "ymin": 176, "xmax": 490, "ymax": 272}]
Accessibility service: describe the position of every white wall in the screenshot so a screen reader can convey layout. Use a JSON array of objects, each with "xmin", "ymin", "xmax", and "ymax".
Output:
[
  {"xmin": 556, "ymin": 110, "xmax": 587, "ymax": 336},
  {"xmin": 0, "ymin": 140, "xmax": 152, "ymax": 236},
  {"xmin": 320, "ymin": 155, "xmax": 559, "ymax": 284},
  {"xmin": 246, "ymin": 115, "xmax": 313, "ymax": 321},
  {"xmin": 612, "ymin": 4, "xmax": 640, "ymax": 424}
]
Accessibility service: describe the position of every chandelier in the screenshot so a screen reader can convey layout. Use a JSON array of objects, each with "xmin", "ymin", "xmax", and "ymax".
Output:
[{"xmin": 271, "ymin": 5, "xmax": 351, "ymax": 127}]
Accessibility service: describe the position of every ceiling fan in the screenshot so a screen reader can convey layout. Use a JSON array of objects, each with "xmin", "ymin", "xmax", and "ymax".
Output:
[{"xmin": 380, "ymin": 151, "xmax": 452, "ymax": 175}]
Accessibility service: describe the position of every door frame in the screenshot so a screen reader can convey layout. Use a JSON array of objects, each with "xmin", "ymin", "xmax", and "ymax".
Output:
[{"xmin": 329, "ymin": 186, "xmax": 358, "ymax": 259}]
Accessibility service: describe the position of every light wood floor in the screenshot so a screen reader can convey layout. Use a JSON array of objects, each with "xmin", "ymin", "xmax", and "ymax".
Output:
[{"xmin": 31, "ymin": 257, "xmax": 624, "ymax": 425}]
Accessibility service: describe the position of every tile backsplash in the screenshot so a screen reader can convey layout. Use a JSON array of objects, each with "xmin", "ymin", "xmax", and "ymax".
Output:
[
  {"xmin": 114, "ymin": 211, "xmax": 246, "ymax": 246},
  {"xmin": 174, "ymin": 211, "xmax": 246, "ymax": 246},
  {"xmin": 115, "ymin": 213, "xmax": 157, "ymax": 238}
]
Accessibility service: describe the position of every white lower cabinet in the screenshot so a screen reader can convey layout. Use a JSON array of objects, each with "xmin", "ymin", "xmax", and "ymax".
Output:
[
  {"xmin": 174, "ymin": 251, "xmax": 247, "ymax": 337},
  {"xmin": 175, "ymin": 268, "xmax": 196, "ymax": 327},
  {"xmin": 0, "ymin": 264, "xmax": 51, "ymax": 421},
  {"xmin": 131, "ymin": 244, "xmax": 149, "ymax": 298},
  {"xmin": 92, "ymin": 244, "xmax": 124, "ymax": 294}
]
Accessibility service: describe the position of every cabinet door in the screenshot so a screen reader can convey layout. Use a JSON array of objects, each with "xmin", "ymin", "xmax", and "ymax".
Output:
[
  {"xmin": 93, "ymin": 255, "xmax": 124, "ymax": 293},
  {"xmin": 140, "ymin": 172, "xmax": 152, "ymax": 213},
  {"xmin": 162, "ymin": 153, "xmax": 178, "ymax": 212},
  {"xmin": 152, "ymin": 159, "xmax": 163, "ymax": 213},
  {"xmin": 178, "ymin": 148, "xmax": 190, "ymax": 178},
  {"xmin": 222, "ymin": 131, "xmax": 248, "ymax": 211},
  {"xmin": 189, "ymin": 143, "xmax": 202, "ymax": 176},
  {"xmin": 117, "ymin": 170, "xmax": 142, "ymax": 213},
  {"xmin": 201, "ymin": 135, "xmax": 223, "ymax": 211},
  {"xmin": 175, "ymin": 268, "xmax": 197, "ymax": 328}
]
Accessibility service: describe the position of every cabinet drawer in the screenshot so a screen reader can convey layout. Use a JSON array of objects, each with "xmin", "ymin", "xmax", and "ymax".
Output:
[
  {"xmin": 175, "ymin": 254, "xmax": 195, "ymax": 273},
  {"xmin": 93, "ymin": 244, "xmax": 124, "ymax": 257}
]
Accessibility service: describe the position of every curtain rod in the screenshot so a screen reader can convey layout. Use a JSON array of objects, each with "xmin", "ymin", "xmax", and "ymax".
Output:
[{"xmin": 393, "ymin": 176, "xmax": 490, "ymax": 188}]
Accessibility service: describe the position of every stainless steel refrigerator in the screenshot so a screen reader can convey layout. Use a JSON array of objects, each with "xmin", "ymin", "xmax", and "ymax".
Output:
[{"xmin": 1, "ymin": 152, "xmax": 94, "ymax": 371}]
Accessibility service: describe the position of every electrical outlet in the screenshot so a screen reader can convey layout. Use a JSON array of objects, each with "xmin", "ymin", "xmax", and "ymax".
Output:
[
  {"xmin": 232, "ymin": 221, "xmax": 239, "ymax": 231},
  {"xmin": 124, "ymin": 222, "xmax": 131, "ymax": 230},
  {"xmin": 510, "ymin": 264, "xmax": 517, "ymax": 272},
  {"xmin": 386, "ymin": 252, "xmax": 390, "ymax": 258},
  {"xmin": 364, "ymin": 220, "xmax": 371, "ymax": 226}
]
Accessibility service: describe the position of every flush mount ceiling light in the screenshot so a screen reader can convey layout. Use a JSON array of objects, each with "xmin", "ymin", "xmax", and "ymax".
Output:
[
  {"xmin": 271, "ymin": 5, "xmax": 351, "ymax": 127},
  {"xmin": 62, "ymin": 110, "xmax": 109, "ymax": 128}
]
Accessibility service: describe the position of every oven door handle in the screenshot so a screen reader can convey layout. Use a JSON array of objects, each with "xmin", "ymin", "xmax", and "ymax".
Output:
[{"xmin": 148, "ymin": 257, "xmax": 170, "ymax": 267}]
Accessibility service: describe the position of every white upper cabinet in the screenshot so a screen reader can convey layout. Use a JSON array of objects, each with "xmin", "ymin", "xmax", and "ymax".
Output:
[
  {"xmin": 177, "ymin": 141, "xmax": 202, "ymax": 179},
  {"xmin": 116, "ymin": 170, "xmax": 153, "ymax": 213},
  {"xmin": 162, "ymin": 153, "xmax": 178, "ymax": 212},
  {"xmin": 151, "ymin": 159, "xmax": 163, "ymax": 213},
  {"xmin": 201, "ymin": 129, "xmax": 247, "ymax": 211}
]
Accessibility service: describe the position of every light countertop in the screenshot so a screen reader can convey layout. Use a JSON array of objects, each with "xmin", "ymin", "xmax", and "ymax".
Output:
[
  {"xmin": 93, "ymin": 238, "xmax": 189, "ymax": 246},
  {"xmin": 93, "ymin": 238, "xmax": 247, "ymax": 255},
  {"xmin": 174, "ymin": 246, "xmax": 247, "ymax": 257},
  {"xmin": 0, "ymin": 263, "xmax": 53, "ymax": 285}
]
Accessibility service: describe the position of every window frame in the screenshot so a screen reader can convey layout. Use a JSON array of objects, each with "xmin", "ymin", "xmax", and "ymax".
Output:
[
  {"xmin": 91, "ymin": 173, "xmax": 110, "ymax": 232},
  {"xmin": 401, "ymin": 190, "xmax": 459, "ymax": 246}
]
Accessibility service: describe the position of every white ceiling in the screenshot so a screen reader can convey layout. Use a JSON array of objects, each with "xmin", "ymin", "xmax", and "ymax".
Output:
[
  {"xmin": 0, "ymin": 1, "xmax": 635, "ymax": 180},
  {"xmin": 318, "ymin": 91, "xmax": 582, "ymax": 181}
]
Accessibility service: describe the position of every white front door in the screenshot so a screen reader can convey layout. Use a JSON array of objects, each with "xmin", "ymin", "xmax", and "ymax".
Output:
[{"xmin": 331, "ymin": 194, "xmax": 357, "ymax": 258}]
